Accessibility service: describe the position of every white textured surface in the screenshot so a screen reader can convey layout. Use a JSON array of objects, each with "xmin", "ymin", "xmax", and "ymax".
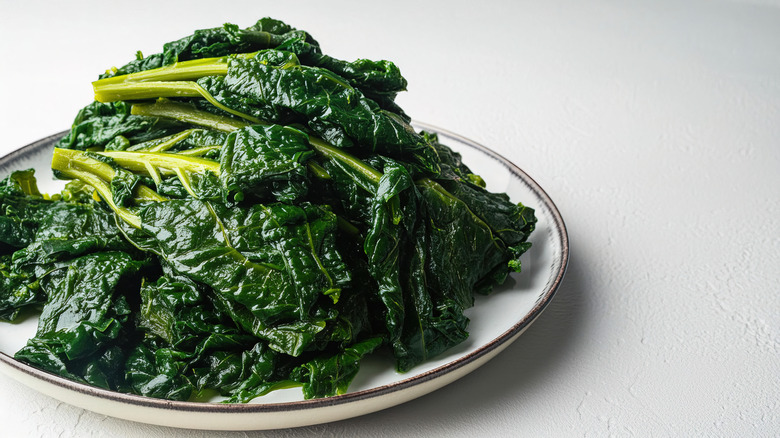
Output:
[{"xmin": 0, "ymin": 0, "xmax": 778, "ymax": 436}]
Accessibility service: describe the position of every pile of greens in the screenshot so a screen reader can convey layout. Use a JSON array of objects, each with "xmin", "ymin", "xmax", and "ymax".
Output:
[{"xmin": 0, "ymin": 18, "xmax": 536, "ymax": 401}]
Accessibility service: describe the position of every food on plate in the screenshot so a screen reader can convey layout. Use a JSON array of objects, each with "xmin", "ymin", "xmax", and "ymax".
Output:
[{"xmin": 0, "ymin": 18, "xmax": 536, "ymax": 401}]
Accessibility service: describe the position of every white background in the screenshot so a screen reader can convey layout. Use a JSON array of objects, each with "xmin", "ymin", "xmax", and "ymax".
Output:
[{"xmin": 1, "ymin": 0, "xmax": 778, "ymax": 436}]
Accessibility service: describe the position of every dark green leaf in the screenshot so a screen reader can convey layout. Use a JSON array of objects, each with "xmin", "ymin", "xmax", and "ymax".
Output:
[
  {"xmin": 219, "ymin": 125, "xmax": 315, "ymax": 203},
  {"xmin": 291, "ymin": 336, "xmax": 382, "ymax": 399},
  {"xmin": 14, "ymin": 252, "xmax": 146, "ymax": 389}
]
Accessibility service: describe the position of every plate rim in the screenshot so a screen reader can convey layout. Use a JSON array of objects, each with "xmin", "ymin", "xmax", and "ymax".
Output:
[{"xmin": 0, "ymin": 124, "xmax": 569, "ymax": 421}]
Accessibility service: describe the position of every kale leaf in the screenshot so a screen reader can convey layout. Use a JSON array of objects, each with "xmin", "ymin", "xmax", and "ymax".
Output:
[
  {"xmin": 0, "ymin": 17, "xmax": 537, "ymax": 402},
  {"xmin": 14, "ymin": 252, "xmax": 146, "ymax": 390}
]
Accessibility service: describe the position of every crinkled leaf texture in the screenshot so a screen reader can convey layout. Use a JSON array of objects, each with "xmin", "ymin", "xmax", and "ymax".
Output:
[{"xmin": 0, "ymin": 17, "xmax": 537, "ymax": 402}]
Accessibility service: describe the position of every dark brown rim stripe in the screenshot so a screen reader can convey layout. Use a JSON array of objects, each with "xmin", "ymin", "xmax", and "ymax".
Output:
[{"xmin": 0, "ymin": 125, "xmax": 569, "ymax": 414}]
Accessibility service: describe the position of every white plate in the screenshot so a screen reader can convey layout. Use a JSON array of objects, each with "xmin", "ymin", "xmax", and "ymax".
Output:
[{"xmin": 0, "ymin": 122, "xmax": 568, "ymax": 430}]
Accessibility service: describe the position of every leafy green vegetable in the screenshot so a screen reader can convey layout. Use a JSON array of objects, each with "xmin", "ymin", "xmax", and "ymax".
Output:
[
  {"xmin": 100, "ymin": 18, "xmax": 408, "ymax": 118},
  {"xmin": 135, "ymin": 199, "xmax": 349, "ymax": 334},
  {"xmin": 0, "ymin": 254, "xmax": 41, "ymax": 321},
  {"xmin": 57, "ymin": 101, "xmax": 187, "ymax": 151},
  {"xmin": 91, "ymin": 50, "xmax": 439, "ymax": 174},
  {"xmin": 0, "ymin": 17, "xmax": 536, "ymax": 402},
  {"xmin": 15, "ymin": 252, "xmax": 146, "ymax": 390},
  {"xmin": 219, "ymin": 125, "xmax": 315, "ymax": 203},
  {"xmin": 291, "ymin": 336, "xmax": 383, "ymax": 399},
  {"xmin": 0, "ymin": 170, "xmax": 54, "ymax": 250}
]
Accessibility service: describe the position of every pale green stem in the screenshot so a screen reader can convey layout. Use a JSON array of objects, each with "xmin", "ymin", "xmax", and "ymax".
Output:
[
  {"xmin": 96, "ymin": 150, "xmax": 221, "ymax": 176},
  {"xmin": 94, "ymin": 81, "xmax": 200, "ymax": 102},
  {"xmin": 131, "ymin": 100, "xmax": 250, "ymax": 133},
  {"xmin": 95, "ymin": 81, "xmax": 264, "ymax": 125},
  {"xmin": 51, "ymin": 150, "xmax": 143, "ymax": 228},
  {"xmin": 52, "ymin": 148, "xmax": 167, "ymax": 203},
  {"xmin": 130, "ymin": 129, "xmax": 196, "ymax": 152},
  {"xmin": 174, "ymin": 168, "xmax": 199, "ymax": 198},
  {"xmin": 94, "ymin": 57, "xmax": 231, "ymax": 85},
  {"xmin": 93, "ymin": 52, "xmax": 260, "ymax": 86},
  {"xmin": 307, "ymin": 161, "xmax": 331, "ymax": 180},
  {"xmin": 307, "ymin": 137, "xmax": 382, "ymax": 186},
  {"xmin": 176, "ymin": 145, "xmax": 222, "ymax": 157}
]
